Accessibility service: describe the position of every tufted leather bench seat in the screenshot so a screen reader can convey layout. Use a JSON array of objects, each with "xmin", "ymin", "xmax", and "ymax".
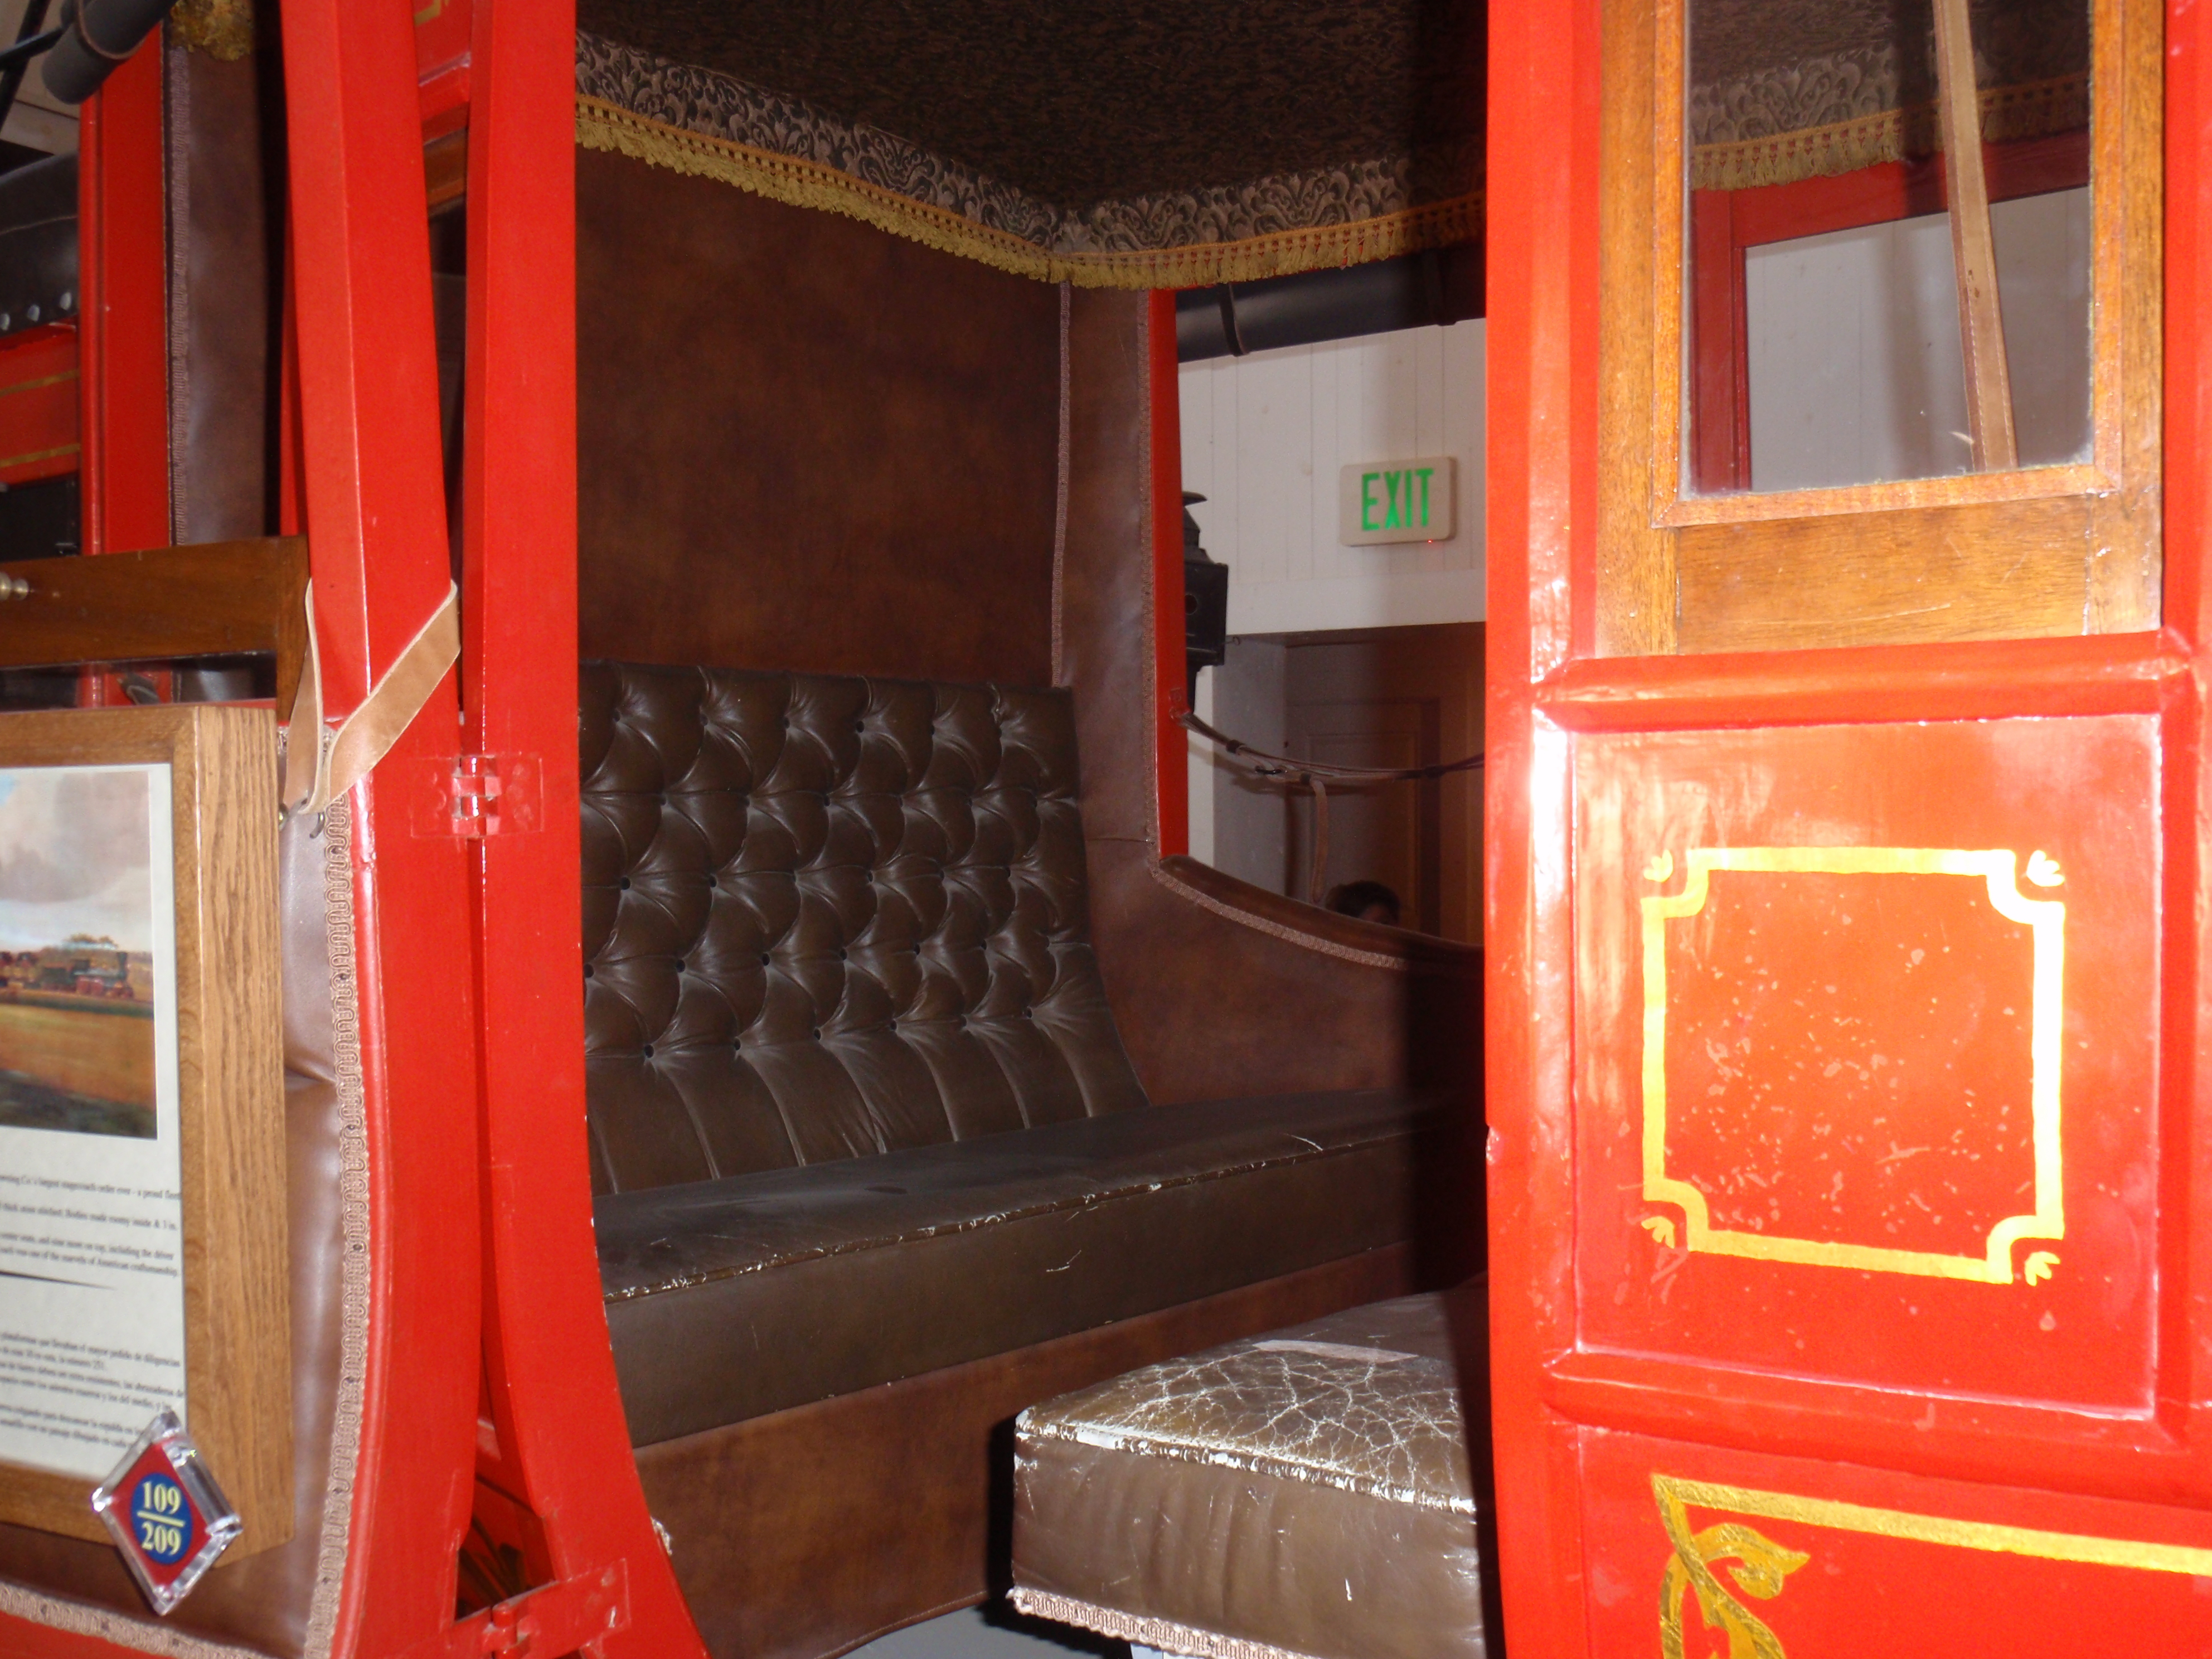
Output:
[{"xmin": 581, "ymin": 662, "xmax": 1430, "ymax": 1443}]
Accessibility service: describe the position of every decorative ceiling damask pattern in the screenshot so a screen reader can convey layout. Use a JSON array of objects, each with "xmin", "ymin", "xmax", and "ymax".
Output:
[
  {"xmin": 575, "ymin": 0, "xmax": 1483, "ymax": 288},
  {"xmin": 1689, "ymin": 0, "xmax": 2090, "ymax": 190}
]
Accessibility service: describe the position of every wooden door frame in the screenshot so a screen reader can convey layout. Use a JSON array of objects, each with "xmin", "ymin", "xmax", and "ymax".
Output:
[{"xmin": 1487, "ymin": 2, "xmax": 2212, "ymax": 1655}]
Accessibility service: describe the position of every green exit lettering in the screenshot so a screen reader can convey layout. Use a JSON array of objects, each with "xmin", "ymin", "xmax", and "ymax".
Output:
[{"xmin": 1360, "ymin": 467, "xmax": 1438, "ymax": 532}]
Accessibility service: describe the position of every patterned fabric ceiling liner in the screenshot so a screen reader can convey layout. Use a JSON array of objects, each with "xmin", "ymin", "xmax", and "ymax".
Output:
[
  {"xmin": 575, "ymin": 32, "xmax": 1482, "ymax": 289},
  {"xmin": 1690, "ymin": 0, "xmax": 2090, "ymax": 192}
]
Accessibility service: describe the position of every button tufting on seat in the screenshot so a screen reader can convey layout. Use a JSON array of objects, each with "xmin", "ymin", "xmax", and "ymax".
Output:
[{"xmin": 579, "ymin": 662, "xmax": 1148, "ymax": 1194}]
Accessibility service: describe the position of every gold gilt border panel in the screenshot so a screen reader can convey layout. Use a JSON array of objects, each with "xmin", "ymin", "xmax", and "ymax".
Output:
[{"xmin": 1639, "ymin": 847, "xmax": 2065, "ymax": 1283}]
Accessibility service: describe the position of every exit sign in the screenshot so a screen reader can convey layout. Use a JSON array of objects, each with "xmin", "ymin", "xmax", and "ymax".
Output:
[{"xmin": 1338, "ymin": 457, "xmax": 1455, "ymax": 545}]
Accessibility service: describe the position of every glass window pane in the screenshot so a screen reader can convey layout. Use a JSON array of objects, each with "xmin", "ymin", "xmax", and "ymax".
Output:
[{"xmin": 1685, "ymin": 0, "xmax": 2092, "ymax": 496}]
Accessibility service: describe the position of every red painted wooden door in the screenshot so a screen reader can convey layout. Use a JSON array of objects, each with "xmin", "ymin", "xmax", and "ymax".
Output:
[{"xmin": 1484, "ymin": 1, "xmax": 2212, "ymax": 1653}]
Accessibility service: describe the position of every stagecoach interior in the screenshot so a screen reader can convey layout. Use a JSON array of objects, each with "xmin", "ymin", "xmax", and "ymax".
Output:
[
  {"xmin": 0, "ymin": 3, "xmax": 1498, "ymax": 1658},
  {"xmin": 1, "ymin": 0, "xmax": 2203, "ymax": 1656}
]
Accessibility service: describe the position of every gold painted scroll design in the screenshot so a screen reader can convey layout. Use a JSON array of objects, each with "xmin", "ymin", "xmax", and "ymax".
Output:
[
  {"xmin": 1652, "ymin": 1472, "xmax": 2212, "ymax": 1657},
  {"xmin": 1639, "ymin": 847, "xmax": 2065, "ymax": 1283},
  {"xmin": 1656, "ymin": 1479, "xmax": 1807, "ymax": 1659}
]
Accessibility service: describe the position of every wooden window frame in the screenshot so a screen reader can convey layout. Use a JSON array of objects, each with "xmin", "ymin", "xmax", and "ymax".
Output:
[{"xmin": 1599, "ymin": 0, "xmax": 2162, "ymax": 656}]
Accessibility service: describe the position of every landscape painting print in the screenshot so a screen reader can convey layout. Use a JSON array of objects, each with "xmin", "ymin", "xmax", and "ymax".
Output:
[{"xmin": 0, "ymin": 767, "xmax": 160, "ymax": 1140}]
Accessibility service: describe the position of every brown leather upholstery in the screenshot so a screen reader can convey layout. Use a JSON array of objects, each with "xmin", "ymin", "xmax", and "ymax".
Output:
[
  {"xmin": 601, "ymin": 1088, "xmax": 1424, "ymax": 1440},
  {"xmin": 1012, "ymin": 1286, "xmax": 1491, "ymax": 1659},
  {"xmin": 581, "ymin": 661, "xmax": 1148, "ymax": 1194},
  {"xmin": 168, "ymin": 43, "xmax": 278, "ymax": 547},
  {"xmin": 576, "ymin": 150, "xmax": 1059, "ymax": 687}
]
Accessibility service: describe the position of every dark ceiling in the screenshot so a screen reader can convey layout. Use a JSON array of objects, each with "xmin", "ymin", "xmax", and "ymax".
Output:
[{"xmin": 576, "ymin": 0, "xmax": 1483, "ymax": 207}]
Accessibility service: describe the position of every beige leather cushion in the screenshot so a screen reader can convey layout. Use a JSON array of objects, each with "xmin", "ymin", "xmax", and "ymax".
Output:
[{"xmin": 1011, "ymin": 1289, "xmax": 1488, "ymax": 1659}]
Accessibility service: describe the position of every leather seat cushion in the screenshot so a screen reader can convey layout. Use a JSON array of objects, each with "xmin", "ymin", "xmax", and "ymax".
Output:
[
  {"xmin": 1010, "ymin": 1288, "xmax": 1489, "ymax": 1659},
  {"xmin": 598, "ymin": 1089, "xmax": 1424, "ymax": 1444}
]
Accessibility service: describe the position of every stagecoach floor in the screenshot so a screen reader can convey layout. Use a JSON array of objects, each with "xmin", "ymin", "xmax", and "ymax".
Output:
[{"xmin": 851, "ymin": 1602, "xmax": 1126, "ymax": 1659}]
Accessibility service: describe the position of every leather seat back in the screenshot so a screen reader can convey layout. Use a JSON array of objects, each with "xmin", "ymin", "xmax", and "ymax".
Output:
[{"xmin": 581, "ymin": 662, "xmax": 1148, "ymax": 1193}]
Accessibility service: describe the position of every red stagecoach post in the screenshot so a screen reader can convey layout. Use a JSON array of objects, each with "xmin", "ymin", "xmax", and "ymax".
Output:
[
  {"xmin": 76, "ymin": 36, "xmax": 165, "ymax": 561},
  {"xmin": 278, "ymin": 0, "xmax": 484, "ymax": 1650},
  {"xmin": 455, "ymin": 0, "xmax": 710, "ymax": 1651}
]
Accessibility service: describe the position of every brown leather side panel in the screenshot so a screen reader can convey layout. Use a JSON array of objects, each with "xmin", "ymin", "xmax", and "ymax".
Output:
[
  {"xmin": 632, "ymin": 1245, "xmax": 1415, "ymax": 1659},
  {"xmin": 168, "ymin": 42, "xmax": 278, "ymax": 546},
  {"xmin": 1058, "ymin": 290, "xmax": 1482, "ymax": 1116},
  {"xmin": 576, "ymin": 149, "xmax": 1059, "ymax": 687}
]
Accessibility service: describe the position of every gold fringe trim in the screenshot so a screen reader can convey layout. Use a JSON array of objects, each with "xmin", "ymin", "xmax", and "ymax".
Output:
[
  {"xmin": 171, "ymin": 0, "xmax": 254, "ymax": 59},
  {"xmin": 1692, "ymin": 72, "xmax": 2089, "ymax": 192},
  {"xmin": 577, "ymin": 96, "xmax": 1481, "ymax": 289}
]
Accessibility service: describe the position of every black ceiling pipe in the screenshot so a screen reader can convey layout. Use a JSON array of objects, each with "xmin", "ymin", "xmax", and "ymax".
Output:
[
  {"xmin": 1176, "ymin": 242, "xmax": 1484, "ymax": 363},
  {"xmin": 41, "ymin": 0, "xmax": 176, "ymax": 106}
]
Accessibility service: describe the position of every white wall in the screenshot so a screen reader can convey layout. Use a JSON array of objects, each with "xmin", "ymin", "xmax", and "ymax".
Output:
[
  {"xmin": 1177, "ymin": 320, "xmax": 1486, "ymax": 636},
  {"xmin": 1744, "ymin": 188, "xmax": 2091, "ymax": 492},
  {"xmin": 1180, "ymin": 319, "xmax": 1485, "ymax": 865}
]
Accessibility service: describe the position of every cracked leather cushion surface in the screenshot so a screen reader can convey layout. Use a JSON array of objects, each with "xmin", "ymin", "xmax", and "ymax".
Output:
[
  {"xmin": 598, "ymin": 1089, "xmax": 1425, "ymax": 1441},
  {"xmin": 582, "ymin": 661, "xmax": 1148, "ymax": 1194},
  {"xmin": 1013, "ymin": 1288, "xmax": 1489, "ymax": 1659}
]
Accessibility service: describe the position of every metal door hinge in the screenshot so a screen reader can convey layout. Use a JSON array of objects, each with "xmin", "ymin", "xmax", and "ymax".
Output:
[
  {"xmin": 412, "ymin": 752, "xmax": 542, "ymax": 838},
  {"xmin": 400, "ymin": 1560, "xmax": 628, "ymax": 1659}
]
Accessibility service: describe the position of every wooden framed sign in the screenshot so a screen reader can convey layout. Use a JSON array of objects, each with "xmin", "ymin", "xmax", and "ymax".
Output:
[{"xmin": 0, "ymin": 706, "xmax": 290, "ymax": 1558}]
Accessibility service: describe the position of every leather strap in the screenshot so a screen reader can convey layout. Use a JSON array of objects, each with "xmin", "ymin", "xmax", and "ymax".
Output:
[{"xmin": 280, "ymin": 580, "xmax": 460, "ymax": 821}]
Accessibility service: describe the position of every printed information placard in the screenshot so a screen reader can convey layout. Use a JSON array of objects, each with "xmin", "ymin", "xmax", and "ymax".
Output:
[{"xmin": 0, "ymin": 764, "xmax": 184, "ymax": 1481}]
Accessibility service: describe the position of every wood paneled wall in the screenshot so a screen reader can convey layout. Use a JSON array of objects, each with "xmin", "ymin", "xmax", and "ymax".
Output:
[{"xmin": 576, "ymin": 150, "xmax": 1060, "ymax": 686}]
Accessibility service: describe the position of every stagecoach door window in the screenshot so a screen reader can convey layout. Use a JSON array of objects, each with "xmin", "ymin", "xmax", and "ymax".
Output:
[{"xmin": 1595, "ymin": 0, "xmax": 2160, "ymax": 657}]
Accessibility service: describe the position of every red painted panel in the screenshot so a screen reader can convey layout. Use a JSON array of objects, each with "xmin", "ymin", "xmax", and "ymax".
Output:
[
  {"xmin": 1486, "ymin": 2, "xmax": 2212, "ymax": 1653},
  {"xmin": 1571, "ymin": 717, "xmax": 2161, "ymax": 1411},
  {"xmin": 1579, "ymin": 1429, "xmax": 2212, "ymax": 1655},
  {"xmin": 0, "ymin": 324, "xmax": 81, "ymax": 486},
  {"xmin": 76, "ymin": 38, "xmax": 168, "ymax": 556}
]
